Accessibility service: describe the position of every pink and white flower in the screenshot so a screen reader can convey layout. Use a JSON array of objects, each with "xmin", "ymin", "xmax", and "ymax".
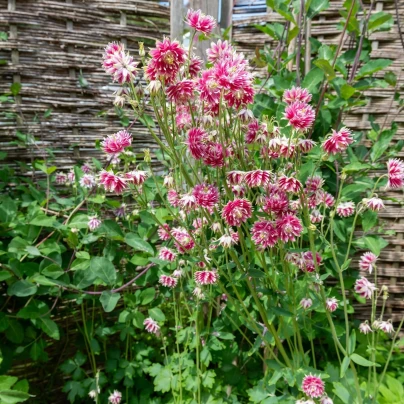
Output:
[
  {"xmin": 186, "ymin": 9, "xmax": 216, "ymax": 35},
  {"xmin": 158, "ymin": 224, "xmax": 171, "ymax": 241},
  {"xmin": 284, "ymin": 101, "xmax": 315, "ymax": 131},
  {"xmin": 101, "ymin": 130, "xmax": 132, "ymax": 154},
  {"xmin": 251, "ymin": 220, "xmax": 278, "ymax": 249},
  {"xmin": 300, "ymin": 298, "xmax": 313, "ymax": 309},
  {"xmin": 359, "ymin": 252, "xmax": 378, "ymax": 274},
  {"xmin": 167, "ymin": 189, "xmax": 180, "ymax": 207},
  {"xmin": 108, "ymin": 390, "xmax": 122, "ymax": 404},
  {"xmin": 359, "ymin": 321, "xmax": 372, "ymax": 335},
  {"xmin": 326, "ymin": 297, "xmax": 339, "ymax": 312},
  {"xmin": 171, "ymin": 227, "xmax": 195, "ymax": 252},
  {"xmin": 283, "ymin": 87, "xmax": 312, "ymax": 104},
  {"xmin": 206, "ymin": 40, "xmax": 234, "ymax": 63},
  {"xmin": 102, "ymin": 42, "xmax": 137, "ymax": 83},
  {"xmin": 387, "ymin": 158, "xmax": 404, "ymax": 189},
  {"xmin": 322, "ymin": 127, "xmax": 353, "ymax": 155},
  {"xmin": 194, "ymin": 270, "xmax": 219, "ymax": 285},
  {"xmin": 276, "ymin": 214, "xmax": 303, "ymax": 243},
  {"xmin": 336, "ymin": 201, "xmax": 355, "ymax": 217},
  {"xmin": 124, "ymin": 170, "xmax": 148, "ymax": 186},
  {"xmin": 366, "ymin": 197, "xmax": 385, "ymax": 211},
  {"xmin": 79, "ymin": 174, "xmax": 96, "ymax": 189},
  {"xmin": 88, "ymin": 216, "xmax": 101, "ymax": 231},
  {"xmin": 159, "ymin": 247, "xmax": 177, "ymax": 262},
  {"xmin": 55, "ymin": 172, "xmax": 67, "ymax": 185},
  {"xmin": 301, "ymin": 374, "xmax": 325, "ymax": 398},
  {"xmin": 217, "ymin": 231, "xmax": 239, "ymax": 248},
  {"xmin": 245, "ymin": 170, "xmax": 272, "ymax": 188},
  {"xmin": 227, "ymin": 171, "xmax": 245, "ymax": 185},
  {"xmin": 159, "ymin": 275, "xmax": 178, "ymax": 288},
  {"xmin": 222, "ymin": 198, "xmax": 252, "ymax": 227},
  {"xmin": 144, "ymin": 317, "xmax": 160, "ymax": 334},
  {"xmin": 278, "ymin": 176, "xmax": 302, "ymax": 193},
  {"xmin": 166, "ymin": 79, "xmax": 194, "ymax": 104},
  {"xmin": 376, "ymin": 320, "xmax": 394, "ymax": 334},
  {"xmin": 320, "ymin": 397, "xmax": 334, "ymax": 404},
  {"xmin": 99, "ymin": 170, "xmax": 127, "ymax": 194},
  {"xmin": 193, "ymin": 183, "xmax": 219, "ymax": 208},
  {"xmin": 354, "ymin": 277, "xmax": 377, "ymax": 299}
]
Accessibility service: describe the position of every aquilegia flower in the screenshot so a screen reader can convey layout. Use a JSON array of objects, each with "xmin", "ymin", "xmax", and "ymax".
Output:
[
  {"xmin": 284, "ymin": 101, "xmax": 315, "ymax": 131},
  {"xmin": 244, "ymin": 170, "xmax": 272, "ymax": 188},
  {"xmin": 143, "ymin": 317, "xmax": 160, "ymax": 334},
  {"xmin": 278, "ymin": 175, "xmax": 302, "ymax": 193},
  {"xmin": 166, "ymin": 79, "xmax": 195, "ymax": 104},
  {"xmin": 359, "ymin": 252, "xmax": 378, "ymax": 274},
  {"xmin": 108, "ymin": 390, "xmax": 122, "ymax": 404},
  {"xmin": 283, "ymin": 86, "xmax": 312, "ymax": 104},
  {"xmin": 79, "ymin": 174, "xmax": 96, "ymax": 189},
  {"xmin": 194, "ymin": 270, "xmax": 219, "ymax": 285},
  {"xmin": 300, "ymin": 298, "xmax": 313, "ymax": 309},
  {"xmin": 186, "ymin": 9, "xmax": 216, "ymax": 35},
  {"xmin": 88, "ymin": 216, "xmax": 101, "ymax": 231},
  {"xmin": 374, "ymin": 320, "xmax": 394, "ymax": 334},
  {"xmin": 302, "ymin": 374, "xmax": 325, "ymax": 398},
  {"xmin": 193, "ymin": 183, "xmax": 220, "ymax": 208},
  {"xmin": 124, "ymin": 170, "xmax": 148, "ymax": 186},
  {"xmin": 101, "ymin": 130, "xmax": 132, "ymax": 154},
  {"xmin": 276, "ymin": 214, "xmax": 303, "ymax": 243},
  {"xmin": 320, "ymin": 397, "xmax": 334, "ymax": 404},
  {"xmin": 251, "ymin": 220, "xmax": 278, "ymax": 249},
  {"xmin": 326, "ymin": 297, "xmax": 339, "ymax": 312},
  {"xmin": 387, "ymin": 158, "xmax": 404, "ymax": 188},
  {"xmin": 55, "ymin": 172, "xmax": 67, "ymax": 185},
  {"xmin": 365, "ymin": 197, "xmax": 385, "ymax": 211},
  {"xmin": 102, "ymin": 42, "xmax": 138, "ymax": 83},
  {"xmin": 99, "ymin": 170, "xmax": 127, "ymax": 194},
  {"xmin": 359, "ymin": 321, "xmax": 372, "ymax": 335},
  {"xmin": 336, "ymin": 201, "xmax": 355, "ymax": 217},
  {"xmin": 158, "ymin": 247, "xmax": 177, "ymax": 262},
  {"xmin": 222, "ymin": 198, "xmax": 252, "ymax": 227},
  {"xmin": 159, "ymin": 275, "xmax": 178, "ymax": 288},
  {"xmin": 354, "ymin": 277, "xmax": 377, "ymax": 299},
  {"xmin": 322, "ymin": 127, "xmax": 353, "ymax": 155}
]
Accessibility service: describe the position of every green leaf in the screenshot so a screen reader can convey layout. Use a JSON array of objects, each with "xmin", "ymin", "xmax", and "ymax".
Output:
[
  {"xmin": 314, "ymin": 59, "xmax": 336, "ymax": 80},
  {"xmin": 89, "ymin": 257, "xmax": 117, "ymax": 285},
  {"xmin": 17, "ymin": 300, "xmax": 48, "ymax": 319},
  {"xmin": 25, "ymin": 246, "xmax": 41, "ymax": 256},
  {"xmin": 0, "ymin": 376, "xmax": 18, "ymax": 390},
  {"xmin": 368, "ymin": 11, "xmax": 393, "ymax": 32},
  {"xmin": 8, "ymin": 280, "xmax": 38, "ymax": 297},
  {"xmin": 138, "ymin": 114, "xmax": 156, "ymax": 128},
  {"xmin": 356, "ymin": 59, "xmax": 392, "ymax": 79},
  {"xmin": 340, "ymin": 83, "xmax": 356, "ymax": 100},
  {"xmin": 37, "ymin": 317, "xmax": 60, "ymax": 340},
  {"xmin": 385, "ymin": 374, "xmax": 404, "ymax": 397},
  {"xmin": 333, "ymin": 381, "xmax": 350, "ymax": 403},
  {"xmin": 370, "ymin": 128, "xmax": 396, "ymax": 161},
  {"xmin": 153, "ymin": 368, "xmax": 171, "ymax": 392},
  {"xmin": 29, "ymin": 214, "xmax": 57, "ymax": 227},
  {"xmin": 384, "ymin": 71, "xmax": 397, "ymax": 86},
  {"xmin": 140, "ymin": 287, "xmax": 155, "ymax": 305},
  {"xmin": 148, "ymin": 307, "xmax": 165, "ymax": 322},
  {"xmin": 132, "ymin": 310, "xmax": 145, "ymax": 328},
  {"xmin": 363, "ymin": 236, "xmax": 388, "ymax": 255},
  {"xmin": 124, "ymin": 233, "xmax": 154, "ymax": 255},
  {"xmin": 5, "ymin": 320, "xmax": 24, "ymax": 344},
  {"xmin": 67, "ymin": 214, "xmax": 89, "ymax": 229},
  {"xmin": 348, "ymin": 329, "xmax": 356, "ymax": 355},
  {"xmin": 0, "ymin": 390, "xmax": 30, "ymax": 404},
  {"xmin": 98, "ymin": 220, "xmax": 124, "ymax": 239},
  {"xmin": 340, "ymin": 357, "xmax": 350, "ymax": 378},
  {"xmin": 10, "ymin": 83, "xmax": 22, "ymax": 96},
  {"xmin": 307, "ymin": 0, "xmax": 329, "ymax": 18},
  {"xmin": 100, "ymin": 291, "xmax": 121, "ymax": 312},
  {"xmin": 350, "ymin": 353, "xmax": 379, "ymax": 367},
  {"xmin": 361, "ymin": 210, "xmax": 378, "ymax": 232}
]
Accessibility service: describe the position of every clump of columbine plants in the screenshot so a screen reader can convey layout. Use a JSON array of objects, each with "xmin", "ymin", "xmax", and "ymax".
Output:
[{"xmin": 93, "ymin": 9, "xmax": 404, "ymax": 403}]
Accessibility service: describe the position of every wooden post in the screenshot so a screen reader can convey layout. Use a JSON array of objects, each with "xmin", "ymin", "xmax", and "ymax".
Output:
[{"xmin": 171, "ymin": 0, "xmax": 185, "ymax": 41}]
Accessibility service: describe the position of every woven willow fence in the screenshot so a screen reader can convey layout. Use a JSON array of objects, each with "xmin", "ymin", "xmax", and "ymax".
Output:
[
  {"xmin": 233, "ymin": 0, "xmax": 404, "ymax": 324},
  {"xmin": 0, "ymin": 0, "xmax": 170, "ymax": 172}
]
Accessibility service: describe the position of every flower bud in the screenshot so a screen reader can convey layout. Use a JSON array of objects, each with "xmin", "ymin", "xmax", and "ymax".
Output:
[
  {"xmin": 138, "ymin": 42, "xmax": 145, "ymax": 57},
  {"xmin": 143, "ymin": 148, "xmax": 151, "ymax": 163}
]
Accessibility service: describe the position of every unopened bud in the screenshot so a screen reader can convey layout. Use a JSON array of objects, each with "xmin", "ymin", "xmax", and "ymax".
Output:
[
  {"xmin": 143, "ymin": 148, "xmax": 151, "ymax": 163},
  {"xmin": 139, "ymin": 42, "xmax": 145, "ymax": 57}
]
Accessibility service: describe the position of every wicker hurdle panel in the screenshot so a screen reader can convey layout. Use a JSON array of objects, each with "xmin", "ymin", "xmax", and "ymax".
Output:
[
  {"xmin": 232, "ymin": 0, "xmax": 404, "ymax": 323},
  {"xmin": 0, "ymin": 0, "xmax": 170, "ymax": 172}
]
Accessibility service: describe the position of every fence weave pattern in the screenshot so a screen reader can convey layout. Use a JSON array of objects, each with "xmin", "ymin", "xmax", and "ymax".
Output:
[
  {"xmin": 232, "ymin": 0, "xmax": 404, "ymax": 323},
  {"xmin": 0, "ymin": 0, "xmax": 170, "ymax": 172}
]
